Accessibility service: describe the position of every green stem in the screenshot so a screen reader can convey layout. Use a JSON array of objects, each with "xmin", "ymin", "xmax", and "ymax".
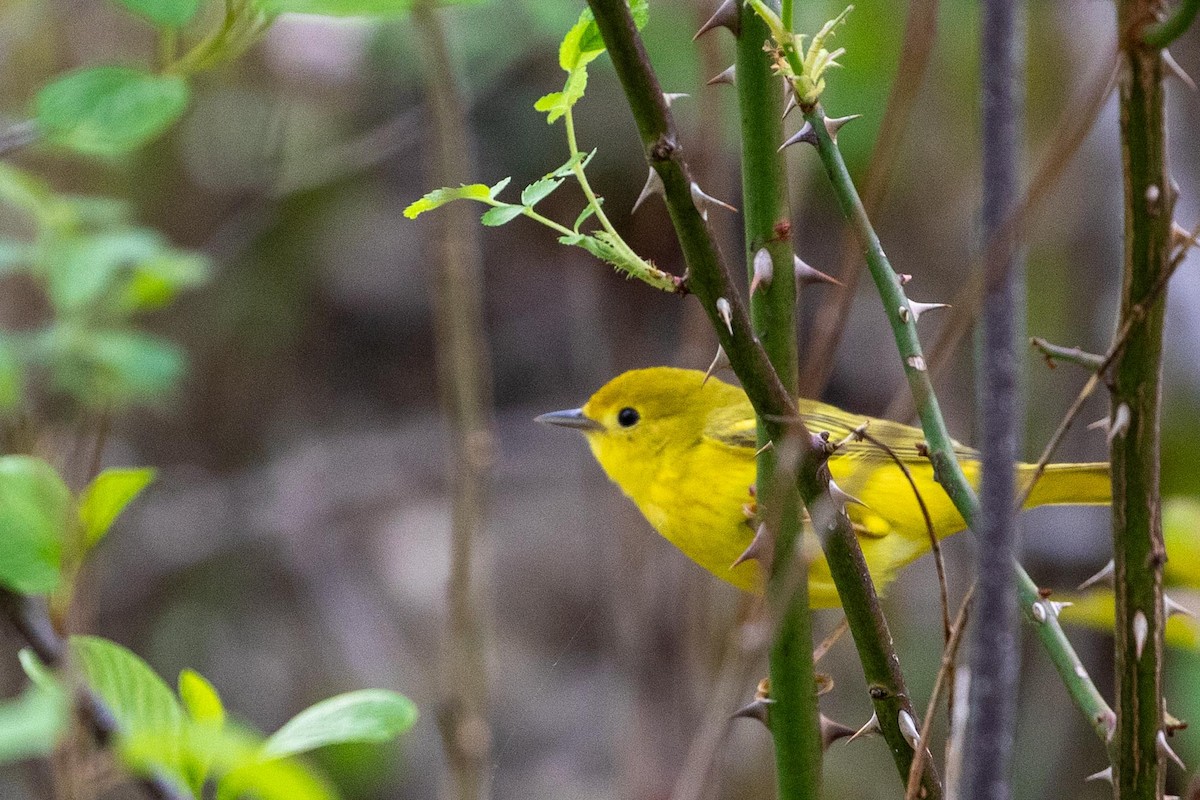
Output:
[
  {"xmin": 801, "ymin": 102, "xmax": 1117, "ymax": 744},
  {"xmin": 1113, "ymin": 1, "xmax": 1170, "ymax": 794},
  {"xmin": 735, "ymin": 7, "xmax": 821, "ymax": 798},
  {"xmin": 1142, "ymin": 0, "xmax": 1200, "ymax": 46}
]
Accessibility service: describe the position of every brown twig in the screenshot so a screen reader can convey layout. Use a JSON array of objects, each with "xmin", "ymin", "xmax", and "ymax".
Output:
[{"xmin": 905, "ymin": 586, "xmax": 974, "ymax": 800}]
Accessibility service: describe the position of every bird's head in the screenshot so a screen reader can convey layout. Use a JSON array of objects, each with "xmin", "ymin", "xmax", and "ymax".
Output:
[{"xmin": 536, "ymin": 367, "xmax": 743, "ymax": 493}]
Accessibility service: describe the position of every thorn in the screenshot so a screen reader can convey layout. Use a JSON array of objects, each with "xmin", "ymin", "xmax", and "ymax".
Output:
[
  {"xmin": 827, "ymin": 478, "xmax": 866, "ymax": 511},
  {"xmin": 906, "ymin": 355, "xmax": 927, "ymax": 372},
  {"xmin": 1133, "ymin": 610, "xmax": 1148, "ymax": 660},
  {"xmin": 1166, "ymin": 710, "xmax": 1189, "ymax": 733},
  {"xmin": 1077, "ymin": 559, "xmax": 1115, "ymax": 591},
  {"xmin": 732, "ymin": 697, "xmax": 772, "ymax": 727},
  {"xmin": 715, "ymin": 297, "xmax": 733, "ymax": 334},
  {"xmin": 793, "ymin": 255, "xmax": 842, "ymax": 286},
  {"xmin": 750, "ymin": 248, "xmax": 774, "ymax": 294},
  {"xmin": 731, "ymin": 522, "xmax": 773, "ymax": 572},
  {"xmin": 754, "ymin": 440, "xmax": 774, "ymax": 457},
  {"xmin": 632, "ymin": 168, "xmax": 664, "ymax": 214},
  {"xmin": 1159, "ymin": 729, "xmax": 1187, "ymax": 770},
  {"xmin": 846, "ymin": 712, "xmax": 880, "ymax": 743},
  {"xmin": 1030, "ymin": 598, "xmax": 1068, "ymax": 623},
  {"xmin": 898, "ymin": 273, "xmax": 913, "ymax": 285},
  {"xmin": 706, "ymin": 64, "xmax": 736, "ymax": 87},
  {"xmin": 908, "ymin": 300, "xmax": 951, "ymax": 321},
  {"xmin": 898, "ymin": 709, "xmax": 921, "ymax": 750},
  {"xmin": 690, "ymin": 182, "xmax": 737, "ymax": 221},
  {"xmin": 1163, "ymin": 48, "xmax": 1197, "ymax": 91},
  {"xmin": 1087, "ymin": 416, "xmax": 1109, "ymax": 434},
  {"xmin": 663, "ymin": 92, "xmax": 689, "ymax": 107},
  {"xmin": 778, "ymin": 122, "xmax": 818, "ymax": 152},
  {"xmin": 1166, "ymin": 595, "xmax": 1195, "ymax": 618},
  {"xmin": 823, "ymin": 113, "xmax": 861, "ymax": 141},
  {"xmin": 693, "ymin": 0, "xmax": 740, "ymax": 40},
  {"xmin": 782, "ymin": 93, "xmax": 798, "ymax": 119},
  {"xmin": 1100, "ymin": 709, "xmax": 1117, "ymax": 742},
  {"xmin": 1084, "ymin": 766, "xmax": 1113, "ymax": 784},
  {"xmin": 1108, "ymin": 403, "xmax": 1131, "ymax": 444},
  {"xmin": 1172, "ymin": 221, "xmax": 1199, "ymax": 252},
  {"xmin": 703, "ymin": 345, "xmax": 729, "ymax": 385},
  {"xmin": 820, "ymin": 715, "xmax": 856, "ymax": 750}
]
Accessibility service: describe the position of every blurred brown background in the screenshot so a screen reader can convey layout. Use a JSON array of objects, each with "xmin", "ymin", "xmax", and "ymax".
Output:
[{"xmin": 2, "ymin": 0, "xmax": 1199, "ymax": 797}]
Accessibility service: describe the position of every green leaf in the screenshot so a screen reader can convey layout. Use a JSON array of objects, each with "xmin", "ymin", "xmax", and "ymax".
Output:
[
  {"xmin": 550, "ymin": 148, "xmax": 595, "ymax": 178},
  {"xmin": 263, "ymin": 689, "xmax": 417, "ymax": 759},
  {"xmin": 572, "ymin": 202, "xmax": 598, "ymax": 233},
  {"xmin": 488, "ymin": 176, "xmax": 511, "ymax": 200},
  {"xmin": 0, "ymin": 456, "xmax": 70, "ymax": 595},
  {"xmin": 78, "ymin": 467, "xmax": 156, "ymax": 550},
  {"xmin": 35, "ymin": 67, "xmax": 190, "ymax": 157},
  {"xmin": 42, "ymin": 228, "xmax": 166, "ymax": 312},
  {"xmin": 111, "ymin": 0, "xmax": 201, "ymax": 28},
  {"xmin": 520, "ymin": 178, "xmax": 564, "ymax": 208},
  {"xmin": 70, "ymin": 636, "xmax": 185, "ymax": 776},
  {"xmin": 120, "ymin": 251, "xmax": 210, "ymax": 312},
  {"xmin": 179, "ymin": 669, "xmax": 225, "ymax": 727},
  {"xmin": 479, "ymin": 205, "xmax": 525, "ymax": 227},
  {"xmin": 0, "ymin": 163, "xmax": 57, "ymax": 224},
  {"xmin": 0, "ymin": 683, "xmax": 68, "ymax": 765},
  {"xmin": 48, "ymin": 328, "xmax": 186, "ymax": 406},
  {"xmin": 403, "ymin": 184, "xmax": 491, "ymax": 219}
]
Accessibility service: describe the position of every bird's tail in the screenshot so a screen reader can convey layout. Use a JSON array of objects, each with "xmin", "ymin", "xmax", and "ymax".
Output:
[{"xmin": 1019, "ymin": 462, "xmax": 1111, "ymax": 508}]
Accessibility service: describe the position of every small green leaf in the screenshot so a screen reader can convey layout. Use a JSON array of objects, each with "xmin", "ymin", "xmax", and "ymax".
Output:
[
  {"xmin": 520, "ymin": 178, "xmax": 564, "ymax": 208},
  {"xmin": 70, "ymin": 636, "xmax": 185, "ymax": 776},
  {"xmin": 480, "ymin": 205, "xmax": 525, "ymax": 227},
  {"xmin": 0, "ymin": 163, "xmax": 57, "ymax": 224},
  {"xmin": 179, "ymin": 669, "xmax": 225, "ymax": 727},
  {"xmin": 572, "ymin": 202, "xmax": 598, "ymax": 233},
  {"xmin": 263, "ymin": 689, "xmax": 417, "ymax": 759},
  {"xmin": 257, "ymin": 0, "xmax": 414, "ymax": 15},
  {"xmin": 550, "ymin": 148, "xmax": 595, "ymax": 178},
  {"xmin": 488, "ymin": 176, "xmax": 512, "ymax": 200},
  {"xmin": 0, "ymin": 456, "xmax": 70, "ymax": 595},
  {"xmin": 78, "ymin": 467, "xmax": 156, "ymax": 549},
  {"xmin": 111, "ymin": 0, "xmax": 201, "ymax": 28},
  {"xmin": 49, "ymin": 328, "xmax": 186, "ymax": 406},
  {"xmin": 0, "ymin": 683, "xmax": 68, "ymax": 765},
  {"xmin": 42, "ymin": 228, "xmax": 166, "ymax": 312},
  {"xmin": 35, "ymin": 67, "xmax": 190, "ymax": 157},
  {"xmin": 403, "ymin": 184, "xmax": 491, "ymax": 219}
]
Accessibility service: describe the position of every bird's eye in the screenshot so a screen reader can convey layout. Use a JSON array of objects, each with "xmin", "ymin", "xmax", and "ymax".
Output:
[{"xmin": 617, "ymin": 407, "xmax": 640, "ymax": 428}]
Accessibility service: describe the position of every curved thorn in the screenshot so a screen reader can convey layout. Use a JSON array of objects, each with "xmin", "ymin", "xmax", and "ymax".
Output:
[
  {"xmin": 693, "ymin": 0, "xmax": 740, "ymax": 41},
  {"xmin": 1163, "ymin": 49, "xmax": 1197, "ymax": 91},
  {"xmin": 778, "ymin": 121, "xmax": 818, "ymax": 151},
  {"xmin": 715, "ymin": 296, "xmax": 733, "ymax": 334},
  {"xmin": 846, "ymin": 712, "xmax": 880, "ymax": 743},
  {"xmin": 662, "ymin": 92, "xmax": 690, "ymax": 107},
  {"xmin": 823, "ymin": 113, "xmax": 862, "ymax": 140},
  {"xmin": 1084, "ymin": 766, "xmax": 1113, "ymax": 784},
  {"xmin": 898, "ymin": 709, "xmax": 921, "ymax": 750},
  {"xmin": 706, "ymin": 64, "xmax": 736, "ymax": 87},
  {"xmin": 632, "ymin": 168, "xmax": 664, "ymax": 214},
  {"xmin": 794, "ymin": 254, "xmax": 841, "ymax": 286},
  {"xmin": 1159, "ymin": 729, "xmax": 1187, "ymax": 770},
  {"xmin": 820, "ymin": 714, "xmax": 856, "ymax": 750},
  {"xmin": 703, "ymin": 344, "xmax": 729, "ymax": 385},
  {"xmin": 750, "ymin": 248, "xmax": 774, "ymax": 294},
  {"xmin": 1077, "ymin": 559, "xmax": 1115, "ymax": 591}
]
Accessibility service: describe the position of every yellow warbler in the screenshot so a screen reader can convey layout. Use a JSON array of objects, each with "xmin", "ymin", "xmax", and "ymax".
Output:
[{"xmin": 537, "ymin": 367, "xmax": 1110, "ymax": 606}]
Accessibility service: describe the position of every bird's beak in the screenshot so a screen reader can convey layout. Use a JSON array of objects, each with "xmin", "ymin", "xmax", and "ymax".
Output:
[{"xmin": 535, "ymin": 408, "xmax": 603, "ymax": 432}]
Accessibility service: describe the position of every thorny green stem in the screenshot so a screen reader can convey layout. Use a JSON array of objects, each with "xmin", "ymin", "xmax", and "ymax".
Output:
[
  {"xmin": 583, "ymin": 2, "xmax": 939, "ymax": 795},
  {"xmin": 414, "ymin": 5, "xmax": 494, "ymax": 799},
  {"xmin": 799, "ymin": 102, "xmax": 1117, "ymax": 744},
  {"xmin": 1142, "ymin": 0, "xmax": 1200, "ymax": 46},
  {"xmin": 1113, "ymin": 1, "xmax": 1170, "ymax": 795},
  {"xmin": 735, "ymin": 6, "xmax": 821, "ymax": 798}
]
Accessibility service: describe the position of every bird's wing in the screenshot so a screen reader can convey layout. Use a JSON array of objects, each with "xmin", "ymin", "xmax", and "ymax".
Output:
[{"xmin": 702, "ymin": 399, "xmax": 759, "ymax": 451}]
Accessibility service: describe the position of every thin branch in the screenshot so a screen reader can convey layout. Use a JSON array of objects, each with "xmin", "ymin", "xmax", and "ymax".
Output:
[
  {"xmin": 1029, "ymin": 338, "xmax": 1106, "ymax": 372},
  {"xmin": 412, "ymin": 5, "xmax": 494, "ymax": 800},
  {"xmin": 795, "ymin": 100, "xmax": 1117, "ymax": 745},
  {"xmin": 906, "ymin": 586, "xmax": 974, "ymax": 800},
  {"xmin": 798, "ymin": 0, "xmax": 940, "ymax": 394},
  {"xmin": 0, "ymin": 589, "xmax": 188, "ymax": 800}
]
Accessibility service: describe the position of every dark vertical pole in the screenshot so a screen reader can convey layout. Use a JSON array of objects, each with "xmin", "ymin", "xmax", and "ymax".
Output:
[{"xmin": 963, "ymin": 0, "xmax": 1023, "ymax": 796}]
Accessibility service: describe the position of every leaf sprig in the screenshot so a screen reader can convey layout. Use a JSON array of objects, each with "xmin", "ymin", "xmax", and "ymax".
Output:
[
  {"xmin": 746, "ymin": 2, "xmax": 852, "ymax": 108},
  {"xmin": 405, "ymin": 0, "xmax": 684, "ymax": 294}
]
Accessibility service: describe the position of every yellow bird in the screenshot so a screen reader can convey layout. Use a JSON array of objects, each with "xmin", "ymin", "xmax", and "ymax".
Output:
[{"xmin": 537, "ymin": 367, "xmax": 1111, "ymax": 606}]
